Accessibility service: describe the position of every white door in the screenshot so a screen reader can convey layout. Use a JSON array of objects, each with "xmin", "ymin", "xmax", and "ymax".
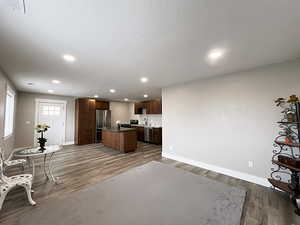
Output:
[{"xmin": 36, "ymin": 101, "xmax": 66, "ymax": 145}]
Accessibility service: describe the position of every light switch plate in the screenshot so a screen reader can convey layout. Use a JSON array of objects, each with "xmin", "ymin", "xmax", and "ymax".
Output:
[{"xmin": 248, "ymin": 161, "xmax": 254, "ymax": 168}]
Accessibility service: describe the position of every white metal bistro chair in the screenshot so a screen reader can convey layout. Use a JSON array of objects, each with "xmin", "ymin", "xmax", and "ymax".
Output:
[
  {"xmin": 0, "ymin": 147, "xmax": 28, "ymax": 170},
  {"xmin": 0, "ymin": 152, "xmax": 36, "ymax": 210},
  {"xmin": 0, "ymin": 136, "xmax": 30, "ymax": 171}
]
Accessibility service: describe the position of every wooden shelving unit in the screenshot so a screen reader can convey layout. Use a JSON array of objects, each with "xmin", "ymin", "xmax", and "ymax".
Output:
[
  {"xmin": 268, "ymin": 178, "xmax": 296, "ymax": 196},
  {"xmin": 269, "ymin": 99, "xmax": 300, "ymax": 215},
  {"xmin": 275, "ymin": 140, "xmax": 300, "ymax": 148},
  {"xmin": 272, "ymin": 160, "xmax": 300, "ymax": 173}
]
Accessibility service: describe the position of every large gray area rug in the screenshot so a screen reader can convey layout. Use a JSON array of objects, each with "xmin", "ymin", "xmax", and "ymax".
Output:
[{"xmin": 20, "ymin": 161, "xmax": 246, "ymax": 225}]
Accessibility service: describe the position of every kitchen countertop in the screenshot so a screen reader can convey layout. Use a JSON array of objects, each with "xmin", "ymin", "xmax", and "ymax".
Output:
[
  {"xmin": 131, "ymin": 125, "xmax": 162, "ymax": 128},
  {"xmin": 102, "ymin": 128, "xmax": 137, "ymax": 132}
]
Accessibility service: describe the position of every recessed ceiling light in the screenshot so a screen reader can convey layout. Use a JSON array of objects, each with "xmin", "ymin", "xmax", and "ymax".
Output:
[
  {"xmin": 207, "ymin": 48, "xmax": 226, "ymax": 63},
  {"xmin": 140, "ymin": 77, "xmax": 148, "ymax": 83},
  {"xmin": 62, "ymin": 54, "xmax": 76, "ymax": 62},
  {"xmin": 27, "ymin": 82, "xmax": 34, "ymax": 86},
  {"xmin": 143, "ymin": 94, "xmax": 148, "ymax": 98},
  {"xmin": 48, "ymin": 90, "xmax": 54, "ymax": 93},
  {"xmin": 110, "ymin": 89, "xmax": 116, "ymax": 93},
  {"xmin": 52, "ymin": 80, "xmax": 61, "ymax": 84},
  {"xmin": 94, "ymin": 95, "xmax": 99, "ymax": 98},
  {"xmin": 124, "ymin": 98, "xmax": 129, "ymax": 101}
]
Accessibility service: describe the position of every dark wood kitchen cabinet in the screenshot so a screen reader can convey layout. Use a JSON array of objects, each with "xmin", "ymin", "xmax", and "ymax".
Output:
[
  {"xmin": 136, "ymin": 126, "xmax": 145, "ymax": 141},
  {"xmin": 152, "ymin": 127, "xmax": 162, "ymax": 145},
  {"xmin": 134, "ymin": 99, "xmax": 162, "ymax": 115},
  {"xmin": 134, "ymin": 102, "xmax": 144, "ymax": 114},
  {"xmin": 149, "ymin": 99, "xmax": 162, "ymax": 114},
  {"xmin": 143, "ymin": 101, "xmax": 151, "ymax": 113},
  {"xmin": 146, "ymin": 127, "xmax": 162, "ymax": 145},
  {"xmin": 135, "ymin": 126, "xmax": 161, "ymax": 144},
  {"xmin": 75, "ymin": 98, "xmax": 96, "ymax": 145},
  {"xmin": 75, "ymin": 98, "xmax": 110, "ymax": 145},
  {"xmin": 96, "ymin": 100, "xmax": 109, "ymax": 110},
  {"xmin": 102, "ymin": 129, "xmax": 137, "ymax": 153}
]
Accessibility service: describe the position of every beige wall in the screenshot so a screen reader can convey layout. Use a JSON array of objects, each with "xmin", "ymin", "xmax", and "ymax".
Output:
[
  {"xmin": 110, "ymin": 102, "xmax": 130, "ymax": 127},
  {"xmin": 0, "ymin": 68, "xmax": 17, "ymax": 158},
  {"xmin": 15, "ymin": 92, "xmax": 75, "ymax": 147},
  {"xmin": 162, "ymin": 59, "xmax": 300, "ymax": 185}
]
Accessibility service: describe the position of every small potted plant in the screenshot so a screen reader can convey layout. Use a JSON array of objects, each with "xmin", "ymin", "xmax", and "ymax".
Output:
[
  {"xmin": 35, "ymin": 124, "xmax": 50, "ymax": 152},
  {"xmin": 275, "ymin": 95, "xmax": 299, "ymax": 122}
]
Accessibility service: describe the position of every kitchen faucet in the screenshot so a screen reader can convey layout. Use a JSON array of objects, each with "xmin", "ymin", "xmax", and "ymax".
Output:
[{"xmin": 144, "ymin": 117, "xmax": 148, "ymax": 126}]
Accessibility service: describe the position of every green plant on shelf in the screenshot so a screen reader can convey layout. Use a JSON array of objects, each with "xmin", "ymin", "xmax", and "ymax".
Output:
[{"xmin": 275, "ymin": 95, "xmax": 299, "ymax": 122}]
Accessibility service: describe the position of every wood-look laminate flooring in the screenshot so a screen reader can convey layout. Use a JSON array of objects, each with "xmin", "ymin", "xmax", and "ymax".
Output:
[{"xmin": 0, "ymin": 143, "xmax": 298, "ymax": 225}]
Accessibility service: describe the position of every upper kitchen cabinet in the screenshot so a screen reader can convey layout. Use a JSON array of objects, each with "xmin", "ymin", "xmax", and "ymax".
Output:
[
  {"xmin": 134, "ymin": 99, "xmax": 162, "ymax": 114},
  {"xmin": 134, "ymin": 102, "xmax": 144, "ymax": 114},
  {"xmin": 149, "ymin": 99, "xmax": 162, "ymax": 114},
  {"xmin": 143, "ymin": 101, "xmax": 151, "ymax": 113},
  {"xmin": 75, "ymin": 98, "xmax": 96, "ymax": 145},
  {"xmin": 95, "ymin": 100, "xmax": 109, "ymax": 110}
]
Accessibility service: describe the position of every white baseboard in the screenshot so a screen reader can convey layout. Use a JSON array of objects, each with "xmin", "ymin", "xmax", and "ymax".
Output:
[
  {"xmin": 162, "ymin": 152, "xmax": 270, "ymax": 188},
  {"xmin": 63, "ymin": 141, "xmax": 75, "ymax": 146}
]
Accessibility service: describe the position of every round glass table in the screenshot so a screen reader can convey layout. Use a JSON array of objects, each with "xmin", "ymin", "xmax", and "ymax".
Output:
[{"xmin": 14, "ymin": 145, "xmax": 63, "ymax": 184}]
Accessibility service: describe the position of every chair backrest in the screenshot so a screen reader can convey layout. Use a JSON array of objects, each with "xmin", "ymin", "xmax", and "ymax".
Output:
[
  {"xmin": 0, "ymin": 141, "xmax": 29, "ymax": 161},
  {"xmin": 0, "ymin": 147, "xmax": 4, "ymax": 163},
  {"xmin": 0, "ymin": 149, "xmax": 6, "ymax": 183},
  {"xmin": 0, "ymin": 138, "xmax": 8, "ymax": 161}
]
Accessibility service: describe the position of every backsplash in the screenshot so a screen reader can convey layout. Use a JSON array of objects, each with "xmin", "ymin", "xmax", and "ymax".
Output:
[{"xmin": 138, "ymin": 114, "xmax": 162, "ymax": 127}]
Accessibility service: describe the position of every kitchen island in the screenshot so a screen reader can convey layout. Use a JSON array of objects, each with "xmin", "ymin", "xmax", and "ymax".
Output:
[{"xmin": 102, "ymin": 128, "xmax": 137, "ymax": 153}]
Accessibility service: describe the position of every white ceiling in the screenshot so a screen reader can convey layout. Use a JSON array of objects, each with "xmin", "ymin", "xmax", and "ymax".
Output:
[{"xmin": 0, "ymin": 0, "xmax": 300, "ymax": 101}]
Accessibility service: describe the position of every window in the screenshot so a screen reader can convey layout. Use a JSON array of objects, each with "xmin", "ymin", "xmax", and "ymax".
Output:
[
  {"xmin": 42, "ymin": 105, "xmax": 60, "ymax": 116},
  {"xmin": 4, "ymin": 86, "xmax": 15, "ymax": 137}
]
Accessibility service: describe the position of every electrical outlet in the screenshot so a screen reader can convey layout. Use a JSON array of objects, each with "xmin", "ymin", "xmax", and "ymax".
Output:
[
  {"xmin": 169, "ymin": 146, "xmax": 173, "ymax": 151},
  {"xmin": 248, "ymin": 161, "xmax": 254, "ymax": 168}
]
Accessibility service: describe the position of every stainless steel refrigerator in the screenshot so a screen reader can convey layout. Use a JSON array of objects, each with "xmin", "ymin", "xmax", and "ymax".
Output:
[{"xmin": 95, "ymin": 110, "xmax": 111, "ymax": 143}]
